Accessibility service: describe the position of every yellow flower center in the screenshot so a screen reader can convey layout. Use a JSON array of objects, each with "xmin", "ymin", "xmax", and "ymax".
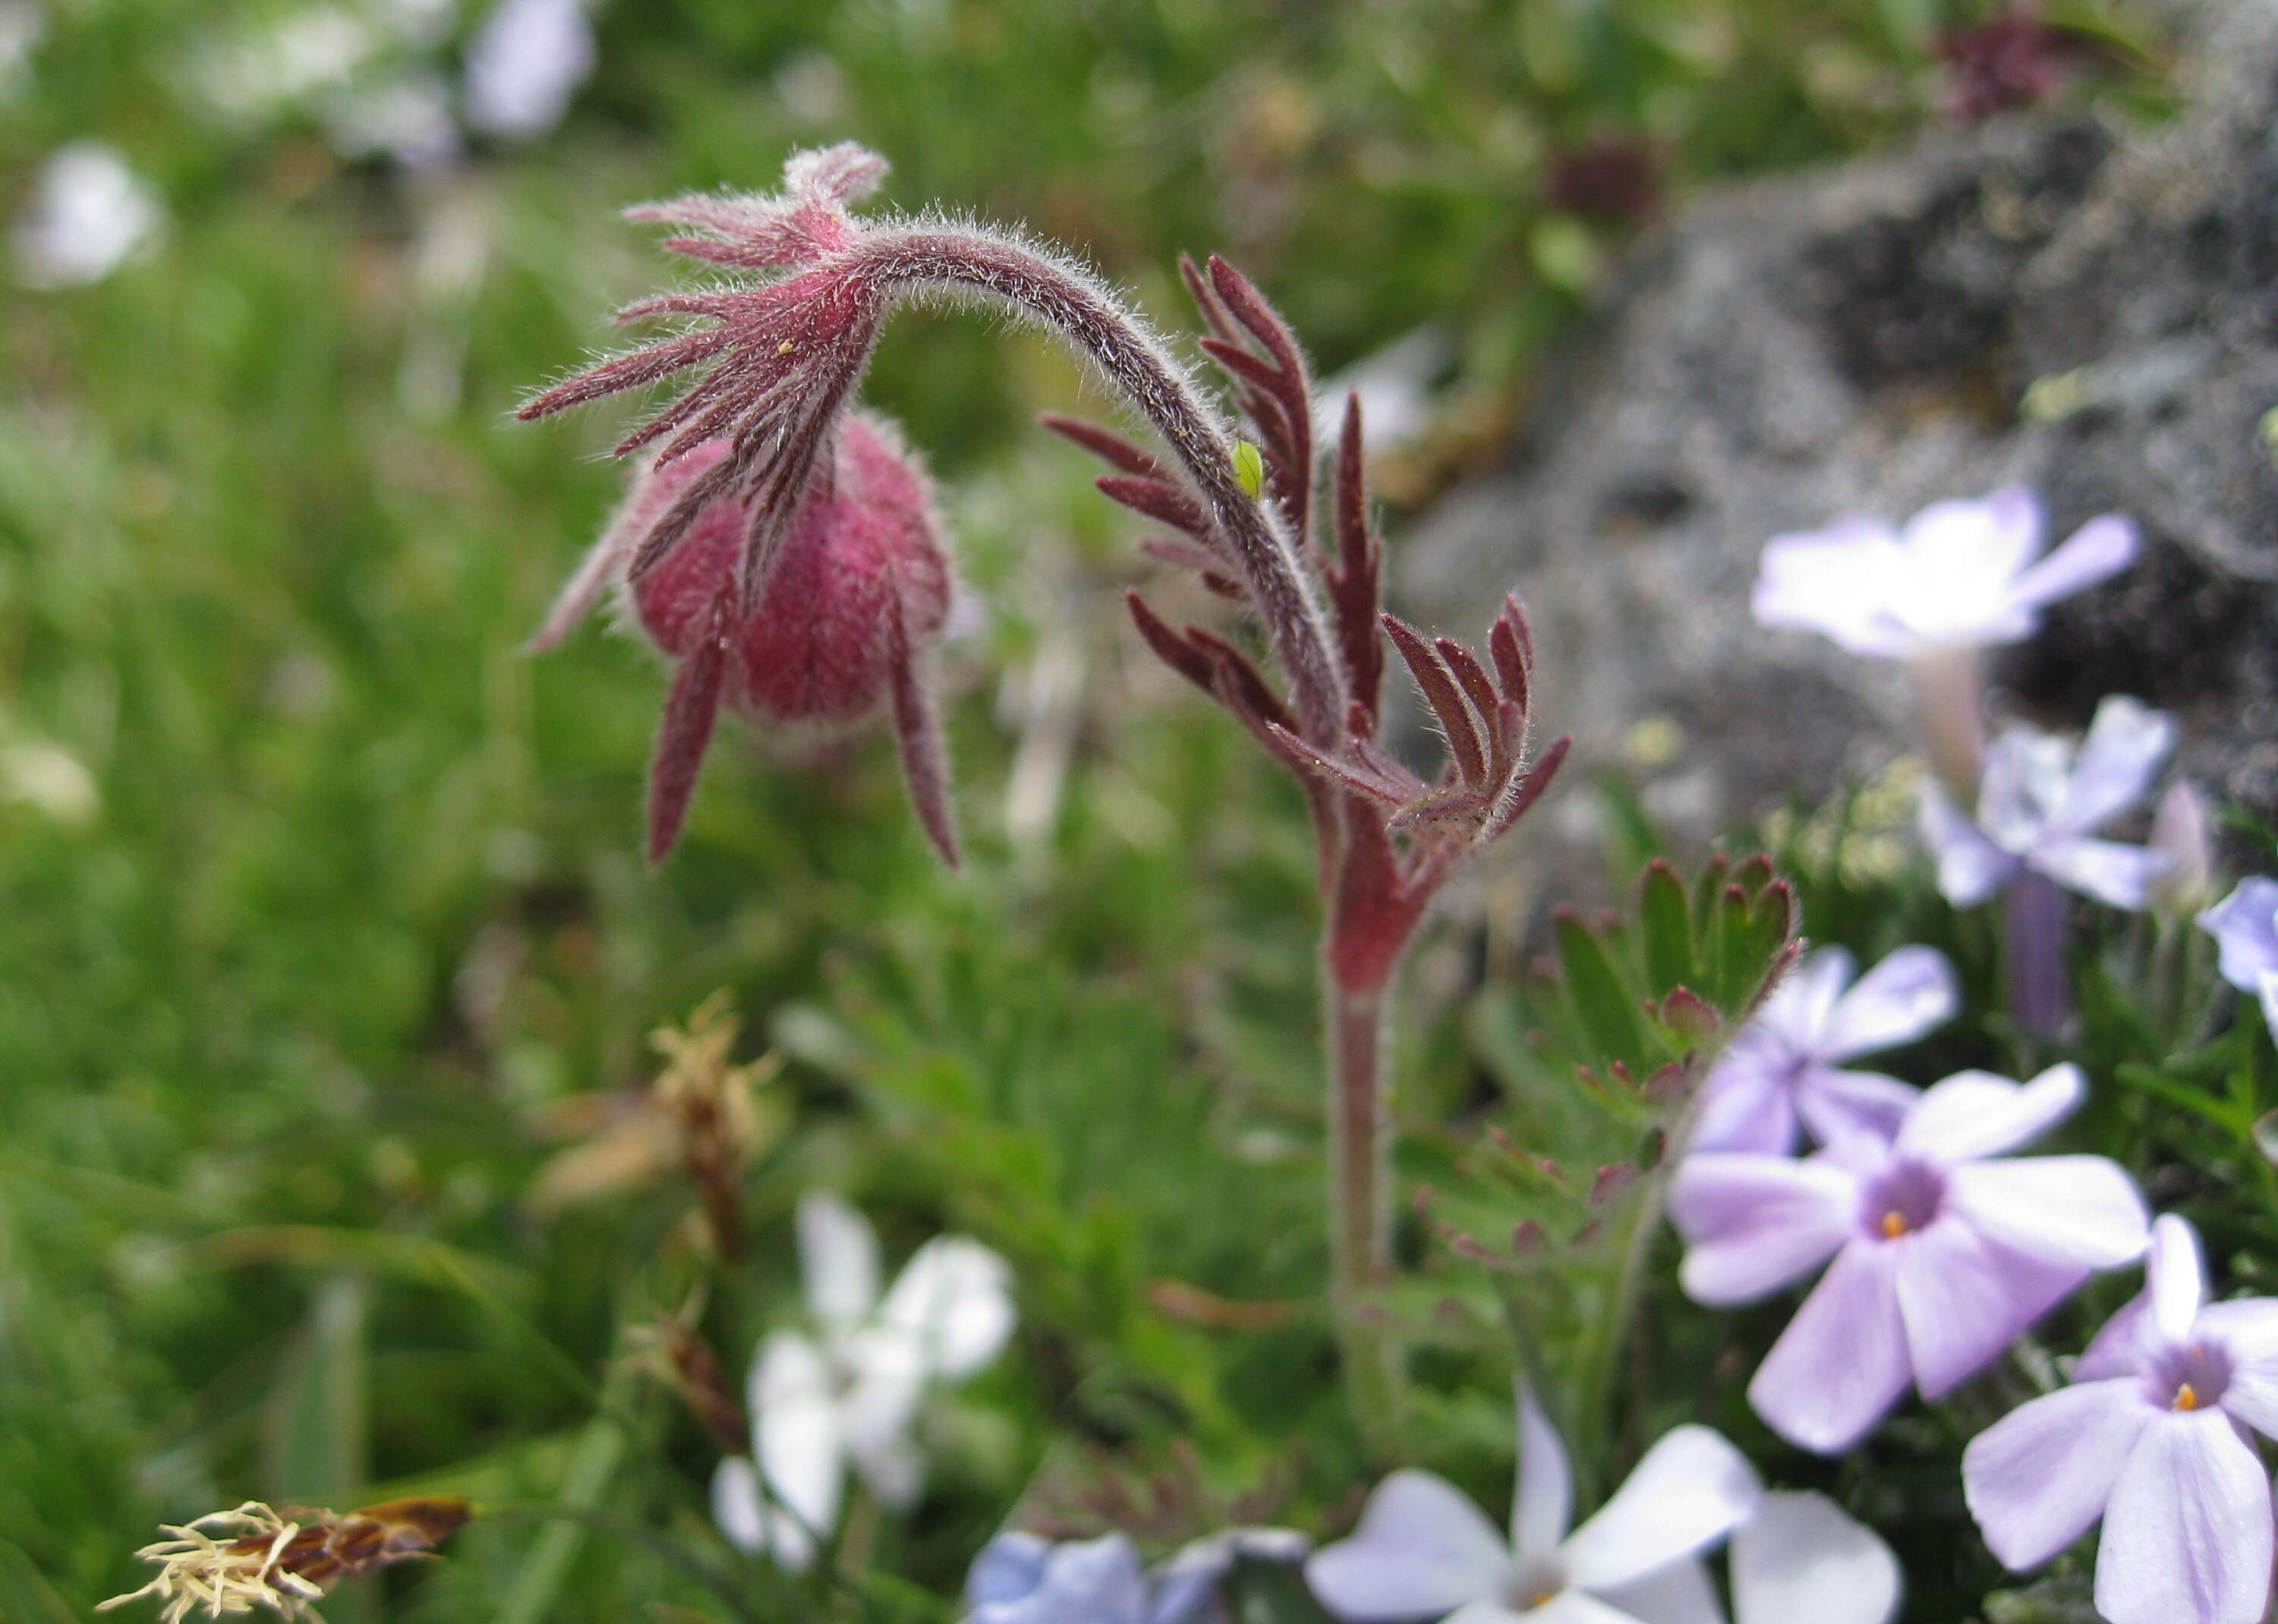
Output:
[
  {"xmin": 2174, "ymin": 1383, "xmax": 2201, "ymax": 1412},
  {"xmin": 1881, "ymin": 1210, "xmax": 1908, "ymax": 1239}
]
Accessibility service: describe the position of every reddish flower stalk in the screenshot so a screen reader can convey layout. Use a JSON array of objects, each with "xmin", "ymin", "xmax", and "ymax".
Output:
[{"xmin": 520, "ymin": 145, "xmax": 1570, "ymax": 1453}]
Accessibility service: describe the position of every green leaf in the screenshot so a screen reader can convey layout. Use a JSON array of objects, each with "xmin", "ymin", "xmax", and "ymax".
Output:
[
  {"xmin": 265, "ymin": 1275, "xmax": 370, "ymax": 1503},
  {"xmin": 496, "ymin": 1370, "xmax": 635, "ymax": 1624},
  {"xmin": 1638, "ymin": 861, "xmax": 1694, "ymax": 994},
  {"xmin": 1558, "ymin": 911, "xmax": 1648, "ymax": 1070}
]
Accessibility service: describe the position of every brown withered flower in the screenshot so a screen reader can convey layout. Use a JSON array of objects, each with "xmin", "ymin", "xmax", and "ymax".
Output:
[
  {"xmin": 100, "ymin": 1498, "xmax": 470, "ymax": 1624},
  {"xmin": 527, "ymin": 990, "xmax": 783, "ymax": 1256}
]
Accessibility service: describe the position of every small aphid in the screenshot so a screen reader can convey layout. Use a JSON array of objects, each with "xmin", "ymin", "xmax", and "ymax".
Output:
[{"xmin": 1231, "ymin": 439, "xmax": 1265, "ymax": 499}]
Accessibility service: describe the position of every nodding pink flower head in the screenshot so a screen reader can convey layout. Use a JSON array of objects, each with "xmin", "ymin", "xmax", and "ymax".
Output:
[
  {"xmin": 532, "ymin": 411, "xmax": 959, "ymax": 867},
  {"xmin": 518, "ymin": 144, "xmax": 969, "ymax": 864}
]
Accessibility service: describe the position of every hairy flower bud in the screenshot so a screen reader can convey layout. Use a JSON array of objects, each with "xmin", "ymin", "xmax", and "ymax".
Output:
[{"xmin": 539, "ymin": 411, "xmax": 957, "ymax": 865}]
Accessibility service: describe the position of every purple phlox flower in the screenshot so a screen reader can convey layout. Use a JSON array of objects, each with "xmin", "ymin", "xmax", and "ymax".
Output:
[
  {"xmin": 1752, "ymin": 488, "xmax": 2135, "ymax": 659},
  {"xmin": 966, "ymin": 1534, "xmax": 1145, "ymax": 1624},
  {"xmin": 463, "ymin": 0, "xmax": 595, "ymax": 140},
  {"xmin": 2199, "ymin": 877, "xmax": 2278, "ymax": 1037},
  {"xmin": 711, "ymin": 1193, "xmax": 1015, "ymax": 1570},
  {"xmin": 1687, "ymin": 944, "xmax": 1959, "ymax": 1155},
  {"xmin": 1919, "ymin": 694, "xmax": 2177, "ymax": 911},
  {"xmin": 966, "ymin": 1528, "xmax": 1309, "ymax": 1624},
  {"xmin": 2148, "ymin": 780, "xmax": 2217, "ymax": 914},
  {"xmin": 1964, "ymin": 1215, "xmax": 2278, "ymax": 1624},
  {"xmin": 1305, "ymin": 1385, "xmax": 1760, "ymax": 1622},
  {"xmin": 1671, "ymin": 1065, "xmax": 2149, "ymax": 1453}
]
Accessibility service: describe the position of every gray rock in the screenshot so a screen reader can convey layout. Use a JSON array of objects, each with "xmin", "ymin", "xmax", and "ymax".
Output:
[{"xmin": 1400, "ymin": 2, "xmax": 2278, "ymax": 845}]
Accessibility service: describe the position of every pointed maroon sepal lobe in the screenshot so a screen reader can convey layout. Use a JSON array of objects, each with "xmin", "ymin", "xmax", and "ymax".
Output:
[
  {"xmin": 887, "ymin": 600, "xmax": 960, "ymax": 869},
  {"xmin": 1181, "ymin": 253, "xmax": 1315, "ymax": 542},
  {"xmin": 1038, "ymin": 412, "xmax": 1166, "ymax": 479},
  {"xmin": 1330, "ymin": 396, "xmax": 1387, "ymax": 729},
  {"xmin": 1486, "ymin": 733, "xmax": 1571, "ymax": 840},
  {"xmin": 1124, "ymin": 590, "xmax": 1220, "ymax": 694},
  {"xmin": 647, "ymin": 596, "xmax": 732, "ymax": 864},
  {"xmin": 1382, "ymin": 612, "xmax": 1486, "ymax": 788},
  {"xmin": 1095, "ymin": 474, "xmax": 1208, "ymax": 538}
]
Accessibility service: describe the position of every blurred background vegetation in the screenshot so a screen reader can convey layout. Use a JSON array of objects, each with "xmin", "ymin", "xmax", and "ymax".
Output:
[{"xmin": 0, "ymin": 1, "xmax": 2176, "ymax": 1619}]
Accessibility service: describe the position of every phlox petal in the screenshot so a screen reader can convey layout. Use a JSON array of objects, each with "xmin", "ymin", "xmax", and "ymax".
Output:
[
  {"xmin": 1793, "ymin": 1069, "xmax": 1920, "ymax": 1147},
  {"xmin": 2006, "ymin": 513, "xmax": 2138, "ymax": 614},
  {"xmin": 1305, "ymin": 1471, "xmax": 1511, "ymax": 1620},
  {"xmin": 1670, "ymin": 1155, "xmax": 1857, "ymax": 1305},
  {"xmin": 1918, "ymin": 789, "xmax": 2015, "ymax": 906},
  {"xmin": 1945, "ymin": 1156, "xmax": 2150, "ymax": 1270},
  {"xmin": 1747, "ymin": 1242, "xmax": 1911, "ymax": 1454},
  {"xmin": 877, "ymin": 1234, "xmax": 1016, "ymax": 1380},
  {"xmin": 1897, "ymin": 1064, "xmax": 2081, "ymax": 1163},
  {"xmin": 1818, "ymin": 946, "xmax": 1958, "ymax": 1059},
  {"xmin": 2146, "ymin": 1213, "xmax": 2207, "ymax": 1343},
  {"xmin": 967, "ymin": 1532, "xmax": 1052, "ymax": 1607},
  {"xmin": 2195, "ymin": 1298, "xmax": 2278, "ymax": 1440},
  {"xmin": 748, "ymin": 1330, "xmax": 845, "ymax": 1569},
  {"xmin": 2051, "ymin": 696, "xmax": 2174, "ymax": 838},
  {"xmin": 1750, "ymin": 522, "xmax": 1911, "ymax": 657},
  {"xmin": 710, "ymin": 1458, "xmax": 767, "ymax": 1555},
  {"xmin": 1474, "ymin": 1597, "xmax": 1636, "ymax": 1624},
  {"xmin": 1963, "ymin": 1380, "xmax": 2152, "ymax": 1569},
  {"xmin": 1595, "ymin": 1556, "xmax": 1725, "ymax": 1624},
  {"xmin": 1685, "ymin": 1059, "xmax": 1803, "ymax": 1156},
  {"xmin": 2033, "ymin": 836, "xmax": 2169, "ymax": 911},
  {"xmin": 1731, "ymin": 1491, "xmax": 1901, "ymax": 1624},
  {"xmin": 969, "ymin": 1533, "xmax": 1148, "ymax": 1624},
  {"xmin": 1514, "ymin": 1384, "xmax": 1574, "ymax": 1560},
  {"xmin": 2200, "ymin": 879, "xmax": 2278, "ymax": 993},
  {"xmin": 1894, "ymin": 1217, "xmax": 2087, "ymax": 1398},
  {"xmin": 1560, "ymin": 1427, "xmax": 1760, "ymax": 1591},
  {"xmin": 2094, "ymin": 1412, "xmax": 2274, "ymax": 1624},
  {"xmin": 798, "ymin": 1191, "xmax": 881, "ymax": 1328}
]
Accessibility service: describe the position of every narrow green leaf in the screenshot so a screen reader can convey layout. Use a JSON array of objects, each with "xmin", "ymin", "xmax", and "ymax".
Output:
[
  {"xmin": 1711, "ymin": 883, "xmax": 1753, "ymax": 1011},
  {"xmin": 496, "ymin": 1371, "xmax": 635, "ymax": 1624},
  {"xmin": 1690, "ymin": 854, "xmax": 1731, "ymax": 956},
  {"xmin": 1557, "ymin": 911, "xmax": 1649, "ymax": 1070},
  {"xmin": 1638, "ymin": 861, "xmax": 1694, "ymax": 995},
  {"xmin": 266, "ymin": 1275, "xmax": 370, "ymax": 1500}
]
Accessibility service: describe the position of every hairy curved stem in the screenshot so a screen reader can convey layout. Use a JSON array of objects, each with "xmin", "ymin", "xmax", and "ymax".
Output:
[{"xmin": 850, "ymin": 227, "xmax": 1347, "ymax": 743}]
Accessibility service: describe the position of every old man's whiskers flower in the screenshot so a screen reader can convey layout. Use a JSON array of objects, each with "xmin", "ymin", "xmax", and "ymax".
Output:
[
  {"xmin": 101, "ymin": 1498, "xmax": 471, "ymax": 1623},
  {"xmin": 521, "ymin": 140, "xmax": 1571, "ymax": 1452}
]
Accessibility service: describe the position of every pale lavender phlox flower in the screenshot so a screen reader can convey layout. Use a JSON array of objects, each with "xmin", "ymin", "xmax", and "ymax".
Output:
[
  {"xmin": 1753, "ymin": 489, "xmax": 2136, "ymax": 658},
  {"xmin": 967, "ymin": 1528, "xmax": 1308, "ymax": 1624},
  {"xmin": 2199, "ymin": 877, "xmax": 2278, "ymax": 1036},
  {"xmin": 2147, "ymin": 780, "xmax": 2216, "ymax": 914},
  {"xmin": 1919, "ymin": 695, "xmax": 2176, "ymax": 910},
  {"xmin": 966, "ymin": 1534, "xmax": 1148, "ymax": 1624},
  {"xmin": 712, "ymin": 1193, "xmax": 1016, "ymax": 1569},
  {"xmin": 1672, "ymin": 1065, "xmax": 2149, "ymax": 1453},
  {"xmin": 1687, "ymin": 945, "xmax": 1958, "ymax": 1154},
  {"xmin": 463, "ymin": 0, "xmax": 595, "ymax": 140},
  {"xmin": 1964, "ymin": 1215, "xmax": 2278, "ymax": 1624},
  {"xmin": 1306, "ymin": 1385, "xmax": 1760, "ymax": 1622}
]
